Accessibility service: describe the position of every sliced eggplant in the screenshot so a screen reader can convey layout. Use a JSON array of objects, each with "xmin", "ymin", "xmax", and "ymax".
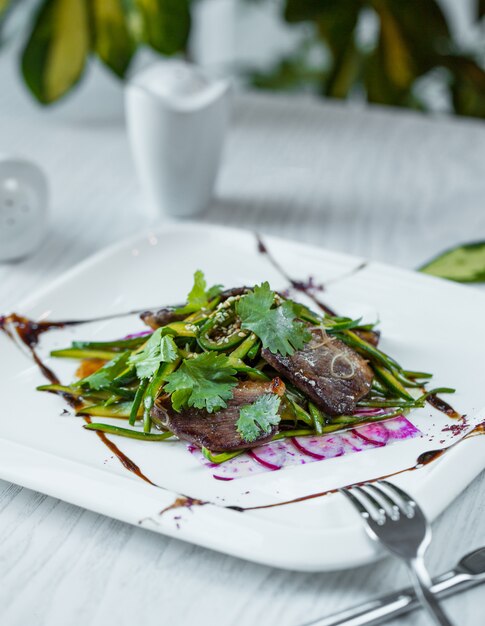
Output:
[{"xmin": 140, "ymin": 307, "xmax": 186, "ymax": 330}]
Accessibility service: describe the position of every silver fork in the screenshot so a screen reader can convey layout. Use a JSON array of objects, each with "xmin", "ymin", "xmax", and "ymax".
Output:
[{"xmin": 340, "ymin": 480, "xmax": 453, "ymax": 626}]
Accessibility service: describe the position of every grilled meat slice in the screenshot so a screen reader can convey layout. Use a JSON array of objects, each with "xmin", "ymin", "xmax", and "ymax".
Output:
[
  {"xmin": 261, "ymin": 329, "xmax": 373, "ymax": 415},
  {"xmin": 151, "ymin": 379, "xmax": 285, "ymax": 451}
]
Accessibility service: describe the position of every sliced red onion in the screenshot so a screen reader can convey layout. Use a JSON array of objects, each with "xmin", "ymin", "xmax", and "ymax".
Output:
[
  {"xmin": 384, "ymin": 415, "xmax": 420, "ymax": 439},
  {"xmin": 354, "ymin": 422, "xmax": 391, "ymax": 445},
  {"xmin": 292, "ymin": 434, "xmax": 345, "ymax": 459}
]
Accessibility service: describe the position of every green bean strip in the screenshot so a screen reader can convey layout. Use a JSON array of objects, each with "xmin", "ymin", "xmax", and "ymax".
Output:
[
  {"xmin": 228, "ymin": 358, "xmax": 270, "ymax": 381},
  {"xmin": 415, "ymin": 387, "xmax": 456, "ymax": 405},
  {"xmin": 374, "ymin": 365, "xmax": 414, "ymax": 401},
  {"xmin": 142, "ymin": 358, "xmax": 181, "ymax": 433},
  {"xmin": 50, "ymin": 348, "xmax": 115, "ymax": 360},
  {"xmin": 246, "ymin": 340, "xmax": 261, "ymax": 361},
  {"xmin": 37, "ymin": 383, "xmax": 86, "ymax": 398},
  {"xmin": 83, "ymin": 423, "xmax": 174, "ymax": 441},
  {"xmin": 391, "ymin": 369, "xmax": 424, "ymax": 389},
  {"xmin": 72, "ymin": 336, "xmax": 149, "ymax": 351},
  {"xmin": 308, "ymin": 402, "xmax": 325, "ymax": 435},
  {"xmin": 289, "ymin": 400, "xmax": 313, "ymax": 426},
  {"xmin": 163, "ymin": 321, "xmax": 197, "ymax": 337},
  {"xmin": 325, "ymin": 317, "xmax": 363, "ymax": 333},
  {"xmin": 197, "ymin": 309, "xmax": 247, "ymax": 352},
  {"xmin": 404, "ymin": 369, "xmax": 432, "ymax": 380},
  {"xmin": 230, "ymin": 333, "xmax": 257, "ymax": 360},
  {"xmin": 201, "ymin": 448, "xmax": 244, "ymax": 464},
  {"xmin": 130, "ymin": 379, "xmax": 149, "ymax": 425},
  {"xmin": 271, "ymin": 429, "xmax": 314, "ymax": 440},
  {"xmin": 340, "ymin": 330, "xmax": 402, "ymax": 371},
  {"xmin": 330, "ymin": 407, "xmax": 408, "ymax": 425},
  {"xmin": 357, "ymin": 399, "xmax": 414, "ymax": 408},
  {"xmin": 76, "ymin": 402, "xmax": 139, "ymax": 419}
]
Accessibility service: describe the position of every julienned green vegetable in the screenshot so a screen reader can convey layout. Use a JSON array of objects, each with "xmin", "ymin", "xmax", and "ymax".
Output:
[{"xmin": 38, "ymin": 270, "xmax": 453, "ymax": 463}]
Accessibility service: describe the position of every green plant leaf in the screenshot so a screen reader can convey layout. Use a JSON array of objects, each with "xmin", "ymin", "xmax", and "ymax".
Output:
[
  {"xmin": 479, "ymin": 0, "xmax": 485, "ymax": 19},
  {"xmin": 0, "ymin": 0, "xmax": 12, "ymax": 46},
  {"xmin": 0, "ymin": 0, "xmax": 10, "ymax": 19},
  {"xmin": 419, "ymin": 242, "xmax": 485, "ymax": 283},
  {"xmin": 285, "ymin": 0, "xmax": 357, "ymax": 24},
  {"xmin": 21, "ymin": 0, "xmax": 90, "ymax": 104},
  {"xmin": 237, "ymin": 393, "xmax": 281, "ymax": 443},
  {"xmin": 372, "ymin": 2, "xmax": 415, "ymax": 90},
  {"xmin": 135, "ymin": 0, "xmax": 190, "ymax": 55},
  {"xmin": 90, "ymin": 0, "xmax": 136, "ymax": 77},
  {"xmin": 444, "ymin": 55, "xmax": 485, "ymax": 118},
  {"xmin": 164, "ymin": 352, "xmax": 238, "ymax": 413},
  {"xmin": 315, "ymin": 1, "xmax": 361, "ymax": 98},
  {"xmin": 373, "ymin": 0, "xmax": 450, "ymax": 68}
]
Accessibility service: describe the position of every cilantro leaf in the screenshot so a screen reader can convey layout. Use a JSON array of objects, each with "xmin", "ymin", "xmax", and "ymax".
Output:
[
  {"xmin": 237, "ymin": 394, "xmax": 281, "ymax": 443},
  {"xmin": 77, "ymin": 351, "xmax": 130, "ymax": 390},
  {"xmin": 175, "ymin": 270, "xmax": 223, "ymax": 314},
  {"xmin": 236, "ymin": 282, "xmax": 311, "ymax": 356},
  {"xmin": 164, "ymin": 352, "xmax": 237, "ymax": 413},
  {"xmin": 159, "ymin": 335, "xmax": 178, "ymax": 363},
  {"xmin": 129, "ymin": 329, "xmax": 177, "ymax": 379}
]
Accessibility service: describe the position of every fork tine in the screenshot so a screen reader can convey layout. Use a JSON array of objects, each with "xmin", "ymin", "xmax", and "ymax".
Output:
[
  {"xmin": 352, "ymin": 486, "xmax": 387, "ymax": 524},
  {"xmin": 362, "ymin": 483, "xmax": 401, "ymax": 520},
  {"xmin": 380, "ymin": 480, "xmax": 416, "ymax": 517},
  {"xmin": 339, "ymin": 488, "xmax": 371, "ymax": 520}
]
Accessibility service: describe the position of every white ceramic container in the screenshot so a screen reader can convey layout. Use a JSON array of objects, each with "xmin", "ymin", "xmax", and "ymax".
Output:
[{"xmin": 125, "ymin": 61, "xmax": 230, "ymax": 219}]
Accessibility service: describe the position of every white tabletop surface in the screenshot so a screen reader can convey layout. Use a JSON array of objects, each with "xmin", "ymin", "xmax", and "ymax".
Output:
[{"xmin": 0, "ymin": 55, "xmax": 485, "ymax": 626}]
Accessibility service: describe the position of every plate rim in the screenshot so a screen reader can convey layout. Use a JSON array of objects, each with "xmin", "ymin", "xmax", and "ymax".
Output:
[{"xmin": 2, "ymin": 220, "xmax": 485, "ymax": 572}]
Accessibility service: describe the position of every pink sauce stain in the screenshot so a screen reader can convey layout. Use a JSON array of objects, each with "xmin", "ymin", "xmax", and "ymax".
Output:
[{"xmin": 189, "ymin": 416, "xmax": 421, "ymax": 480}]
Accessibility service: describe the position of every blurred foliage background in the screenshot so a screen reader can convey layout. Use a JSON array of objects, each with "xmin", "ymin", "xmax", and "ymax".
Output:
[{"xmin": 0, "ymin": 0, "xmax": 484, "ymax": 117}]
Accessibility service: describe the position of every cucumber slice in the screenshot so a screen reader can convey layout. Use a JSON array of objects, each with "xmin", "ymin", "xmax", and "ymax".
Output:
[{"xmin": 420, "ymin": 241, "xmax": 485, "ymax": 283}]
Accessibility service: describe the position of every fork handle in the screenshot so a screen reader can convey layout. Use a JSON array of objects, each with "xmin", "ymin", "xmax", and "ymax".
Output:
[{"xmin": 407, "ymin": 558, "xmax": 454, "ymax": 626}]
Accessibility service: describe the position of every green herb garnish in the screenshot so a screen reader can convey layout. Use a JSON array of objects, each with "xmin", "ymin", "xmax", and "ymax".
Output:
[
  {"xmin": 164, "ymin": 351, "xmax": 237, "ymax": 413},
  {"xmin": 129, "ymin": 329, "xmax": 178, "ymax": 380},
  {"xmin": 236, "ymin": 282, "xmax": 311, "ymax": 356},
  {"xmin": 76, "ymin": 351, "xmax": 130, "ymax": 390},
  {"xmin": 237, "ymin": 393, "xmax": 281, "ymax": 443},
  {"xmin": 175, "ymin": 270, "xmax": 223, "ymax": 314}
]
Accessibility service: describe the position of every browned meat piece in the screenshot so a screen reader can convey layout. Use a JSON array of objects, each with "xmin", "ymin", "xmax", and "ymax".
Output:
[
  {"xmin": 219, "ymin": 286, "xmax": 251, "ymax": 299},
  {"xmin": 261, "ymin": 329, "xmax": 373, "ymax": 415},
  {"xmin": 140, "ymin": 307, "xmax": 185, "ymax": 330},
  {"xmin": 151, "ymin": 379, "xmax": 285, "ymax": 451}
]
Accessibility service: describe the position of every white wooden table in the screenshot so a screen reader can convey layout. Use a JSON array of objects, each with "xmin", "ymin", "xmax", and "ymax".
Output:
[{"xmin": 1, "ymin": 58, "xmax": 485, "ymax": 626}]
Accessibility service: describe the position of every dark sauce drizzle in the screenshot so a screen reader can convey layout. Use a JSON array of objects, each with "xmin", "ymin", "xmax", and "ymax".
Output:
[
  {"xmin": 426, "ymin": 393, "xmax": 461, "ymax": 419},
  {"xmin": 0, "ymin": 314, "xmax": 155, "ymax": 485},
  {"xmin": 256, "ymin": 234, "xmax": 338, "ymax": 316}
]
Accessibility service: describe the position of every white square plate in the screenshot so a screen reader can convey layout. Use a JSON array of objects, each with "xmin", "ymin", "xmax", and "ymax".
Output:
[{"xmin": 1, "ymin": 222, "xmax": 484, "ymax": 571}]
